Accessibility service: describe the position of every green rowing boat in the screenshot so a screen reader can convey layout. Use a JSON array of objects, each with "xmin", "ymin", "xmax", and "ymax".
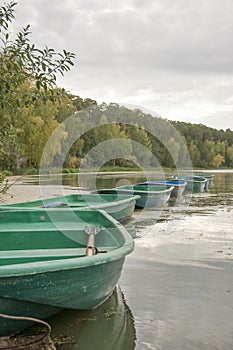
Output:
[
  {"xmin": 0, "ymin": 193, "xmax": 140, "ymax": 221},
  {"xmin": 136, "ymin": 180, "xmax": 187, "ymax": 198},
  {"xmin": 95, "ymin": 184, "xmax": 174, "ymax": 208},
  {"xmin": 173, "ymin": 176, "xmax": 208, "ymax": 192},
  {"xmin": 194, "ymin": 173, "xmax": 215, "ymax": 190},
  {"xmin": 0, "ymin": 208, "xmax": 134, "ymax": 336}
]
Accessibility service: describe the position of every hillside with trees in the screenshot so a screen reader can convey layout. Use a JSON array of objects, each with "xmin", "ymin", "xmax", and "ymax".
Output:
[
  {"xmin": 39, "ymin": 101, "xmax": 233, "ymax": 172},
  {"xmin": 1, "ymin": 84, "xmax": 233, "ymax": 173},
  {"xmin": 172, "ymin": 121, "xmax": 233, "ymax": 168}
]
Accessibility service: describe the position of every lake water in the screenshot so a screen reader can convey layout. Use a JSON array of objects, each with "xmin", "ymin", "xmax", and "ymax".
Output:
[{"xmin": 12, "ymin": 170, "xmax": 233, "ymax": 349}]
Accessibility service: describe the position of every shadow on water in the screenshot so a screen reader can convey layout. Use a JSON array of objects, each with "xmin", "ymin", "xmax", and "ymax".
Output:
[{"xmin": 47, "ymin": 285, "xmax": 136, "ymax": 350}]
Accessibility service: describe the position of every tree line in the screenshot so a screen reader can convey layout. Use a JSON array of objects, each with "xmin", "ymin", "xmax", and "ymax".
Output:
[
  {"xmin": 6, "ymin": 95, "xmax": 232, "ymax": 173},
  {"xmin": 59, "ymin": 103, "xmax": 233, "ymax": 170},
  {"xmin": 2, "ymin": 84, "xmax": 233, "ymax": 172}
]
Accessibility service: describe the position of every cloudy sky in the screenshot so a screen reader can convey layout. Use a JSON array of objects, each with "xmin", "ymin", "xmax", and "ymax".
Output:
[{"xmin": 11, "ymin": 0, "xmax": 233, "ymax": 130}]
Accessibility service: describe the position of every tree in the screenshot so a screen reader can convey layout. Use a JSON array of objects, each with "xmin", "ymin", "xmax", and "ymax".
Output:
[
  {"xmin": 211, "ymin": 154, "xmax": 225, "ymax": 168},
  {"xmin": 0, "ymin": 2, "xmax": 75, "ymax": 109},
  {"xmin": 54, "ymin": 90, "xmax": 77, "ymax": 123},
  {"xmin": 226, "ymin": 145, "xmax": 233, "ymax": 167},
  {"xmin": 163, "ymin": 137, "xmax": 181, "ymax": 168},
  {"xmin": 126, "ymin": 125, "xmax": 152, "ymax": 167},
  {"xmin": 0, "ymin": 1, "xmax": 75, "ymax": 170},
  {"xmin": 85, "ymin": 115, "xmax": 132, "ymax": 168},
  {"xmin": 188, "ymin": 142, "xmax": 201, "ymax": 167},
  {"xmin": 17, "ymin": 96, "xmax": 61, "ymax": 167},
  {"xmin": 215, "ymin": 141, "xmax": 226, "ymax": 157},
  {"xmin": 71, "ymin": 95, "xmax": 97, "ymax": 111}
]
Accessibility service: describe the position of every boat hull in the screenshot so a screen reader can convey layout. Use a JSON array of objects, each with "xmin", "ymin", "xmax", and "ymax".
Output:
[
  {"xmin": 0, "ymin": 209, "xmax": 134, "ymax": 336},
  {"xmin": 96, "ymin": 185, "xmax": 173, "ymax": 208},
  {"xmin": 184, "ymin": 180, "xmax": 206, "ymax": 192},
  {"xmin": 137, "ymin": 180, "xmax": 187, "ymax": 198},
  {"xmin": 173, "ymin": 176, "xmax": 207, "ymax": 193},
  {"xmin": 0, "ymin": 257, "xmax": 125, "ymax": 336},
  {"xmin": 194, "ymin": 174, "xmax": 214, "ymax": 191},
  {"xmin": 47, "ymin": 285, "xmax": 136, "ymax": 350},
  {"xmin": 1, "ymin": 194, "xmax": 139, "ymax": 221}
]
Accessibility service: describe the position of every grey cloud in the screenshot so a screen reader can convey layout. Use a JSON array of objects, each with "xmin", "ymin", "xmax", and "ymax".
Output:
[
  {"xmin": 201, "ymin": 110, "xmax": 233, "ymax": 130},
  {"xmin": 15, "ymin": 0, "xmax": 233, "ymax": 72}
]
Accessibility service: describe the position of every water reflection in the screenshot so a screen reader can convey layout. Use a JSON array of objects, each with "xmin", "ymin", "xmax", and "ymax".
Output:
[
  {"xmin": 48, "ymin": 285, "xmax": 136, "ymax": 350},
  {"xmin": 185, "ymin": 173, "xmax": 233, "ymax": 214},
  {"xmin": 22, "ymin": 172, "xmax": 147, "ymax": 189},
  {"xmin": 19, "ymin": 171, "xmax": 233, "ymax": 193},
  {"xmin": 209, "ymin": 172, "xmax": 233, "ymax": 193}
]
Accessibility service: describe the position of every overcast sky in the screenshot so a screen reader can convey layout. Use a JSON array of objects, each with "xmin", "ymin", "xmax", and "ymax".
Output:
[{"xmin": 11, "ymin": 0, "xmax": 233, "ymax": 130}]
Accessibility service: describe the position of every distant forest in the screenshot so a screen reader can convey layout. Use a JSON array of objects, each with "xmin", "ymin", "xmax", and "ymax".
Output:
[{"xmin": 1, "ymin": 89, "xmax": 233, "ymax": 173}]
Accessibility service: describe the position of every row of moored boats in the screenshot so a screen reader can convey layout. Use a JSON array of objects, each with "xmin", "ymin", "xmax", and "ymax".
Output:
[{"xmin": 0, "ymin": 173, "xmax": 214, "ymax": 336}]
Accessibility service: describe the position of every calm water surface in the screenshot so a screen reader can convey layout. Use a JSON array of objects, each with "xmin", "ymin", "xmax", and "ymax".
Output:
[{"xmin": 22, "ymin": 171, "xmax": 233, "ymax": 349}]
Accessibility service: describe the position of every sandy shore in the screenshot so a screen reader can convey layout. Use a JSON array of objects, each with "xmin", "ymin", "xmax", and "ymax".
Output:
[{"xmin": 2, "ymin": 176, "xmax": 85, "ymax": 205}]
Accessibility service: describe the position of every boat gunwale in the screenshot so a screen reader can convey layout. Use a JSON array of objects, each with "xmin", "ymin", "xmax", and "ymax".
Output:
[
  {"xmin": 136, "ymin": 181, "xmax": 187, "ymax": 188},
  {"xmin": 0, "ymin": 210, "xmax": 134, "ymax": 277},
  {"xmin": 0, "ymin": 235, "xmax": 133, "ymax": 276},
  {"xmin": 0, "ymin": 195, "xmax": 140, "ymax": 213},
  {"xmin": 97, "ymin": 186, "xmax": 175, "ymax": 196},
  {"xmin": 173, "ymin": 176, "xmax": 207, "ymax": 183},
  {"xmin": 120, "ymin": 186, "xmax": 175, "ymax": 195},
  {"xmin": 0, "ymin": 194, "xmax": 141, "ymax": 211}
]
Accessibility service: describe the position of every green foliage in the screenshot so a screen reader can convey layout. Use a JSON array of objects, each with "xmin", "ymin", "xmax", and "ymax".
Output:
[
  {"xmin": 0, "ymin": 1, "xmax": 75, "ymax": 173},
  {"xmin": 53, "ymin": 104, "xmax": 188, "ymax": 171},
  {"xmin": 2, "ymin": 170, "xmax": 13, "ymax": 176},
  {"xmin": 0, "ymin": 1, "xmax": 76, "ymax": 197},
  {"xmin": 84, "ymin": 118, "xmax": 133, "ymax": 169},
  {"xmin": 0, "ymin": 2, "xmax": 75, "ymax": 109},
  {"xmin": 62, "ymin": 168, "xmax": 71, "ymax": 173},
  {"xmin": 126, "ymin": 125, "xmax": 152, "ymax": 167},
  {"xmin": 71, "ymin": 95, "xmax": 97, "ymax": 111},
  {"xmin": 211, "ymin": 154, "xmax": 225, "ymax": 168},
  {"xmin": 173, "ymin": 121, "xmax": 233, "ymax": 168},
  {"xmin": 226, "ymin": 145, "xmax": 233, "ymax": 166},
  {"xmin": 188, "ymin": 142, "xmax": 201, "ymax": 167},
  {"xmin": 15, "ymin": 167, "xmax": 38, "ymax": 175},
  {"xmin": 99, "ymin": 165, "xmax": 140, "ymax": 172},
  {"xmin": 55, "ymin": 90, "xmax": 77, "ymax": 123}
]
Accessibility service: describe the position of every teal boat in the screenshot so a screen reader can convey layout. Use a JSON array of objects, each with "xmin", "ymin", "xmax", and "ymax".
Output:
[
  {"xmin": 173, "ymin": 175, "xmax": 208, "ymax": 192},
  {"xmin": 194, "ymin": 173, "xmax": 215, "ymax": 190},
  {"xmin": 0, "ymin": 208, "xmax": 134, "ymax": 336},
  {"xmin": 136, "ymin": 180, "xmax": 187, "ymax": 198},
  {"xmin": 0, "ymin": 193, "xmax": 140, "ymax": 222},
  {"xmin": 195, "ymin": 173, "xmax": 214, "ymax": 182},
  {"xmin": 95, "ymin": 184, "xmax": 174, "ymax": 208}
]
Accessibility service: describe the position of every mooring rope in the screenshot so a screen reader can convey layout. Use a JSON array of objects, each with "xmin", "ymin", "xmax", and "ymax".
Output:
[{"xmin": 0, "ymin": 313, "xmax": 51, "ymax": 349}]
